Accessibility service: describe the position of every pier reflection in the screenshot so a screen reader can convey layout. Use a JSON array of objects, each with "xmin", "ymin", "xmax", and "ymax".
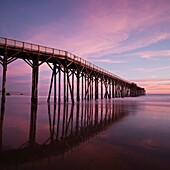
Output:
[
  {"xmin": 0, "ymin": 100, "xmax": 128, "ymax": 168},
  {"xmin": 0, "ymin": 101, "xmax": 5, "ymax": 153}
]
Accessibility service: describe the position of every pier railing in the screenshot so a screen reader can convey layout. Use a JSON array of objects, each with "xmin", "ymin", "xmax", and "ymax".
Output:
[{"xmin": 0, "ymin": 37, "xmax": 130, "ymax": 84}]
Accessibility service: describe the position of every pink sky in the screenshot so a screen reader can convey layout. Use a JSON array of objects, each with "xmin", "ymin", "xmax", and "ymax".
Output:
[{"xmin": 0, "ymin": 0, "xmax": 170, "ymax": 94}]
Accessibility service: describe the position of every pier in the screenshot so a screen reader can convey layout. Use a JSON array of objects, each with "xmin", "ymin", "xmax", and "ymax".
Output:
[{"xmin": 0, "ymin": 37, "xmax": 145, "ymax": 104}]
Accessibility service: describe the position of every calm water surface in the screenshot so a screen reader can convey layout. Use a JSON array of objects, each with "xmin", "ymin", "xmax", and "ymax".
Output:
[{"xmin": 0, "ymin": 94, "xmax": 170, "ymax": 170}]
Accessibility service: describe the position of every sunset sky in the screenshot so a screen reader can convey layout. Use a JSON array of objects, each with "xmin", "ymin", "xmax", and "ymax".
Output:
[{"xmin": 0, "ymin": 0, "xmax": 170, "ymax": 94}]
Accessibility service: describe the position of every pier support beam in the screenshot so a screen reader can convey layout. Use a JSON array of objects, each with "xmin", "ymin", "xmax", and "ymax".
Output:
[
  {"xmin": 109, "ymin": 80, "xmax": 111, "ymax": 99},
  {"xmin": 81, "ymin": 73, "xmax": 84, "ymax": 101},
  {"xmin": 47, "ymin": 68, "xmax": 54, "ymax": 102},
  {"xmin": 77, "ymin": 71, "xmax": 80, "ymax": 102},
  {"xmin": 101, "ymin": 79, "xmax": 103, "ymax": 99},
  {"xmin": 84, "ymin": 73, "xmax": 86, "ymax": 100},
  {"xmin": 58, "ymin": 67, "xmax": 61, "ymax": 103},
  {"xmin": 112, "ymin": 80, "xmax": 115, "ymax": 98},
  {"xmin": 67, "ymin": 70, "xmax": 74, "ymax": 103},
  {"xmin": 1, "ymin": 51, "xmax": 7, "ymax": 105},
  {"xmin": 54, "ymin": 65, "xmax": 57, "ymax": 103},
  {"xmin": 95, "ymin": 78, "xmax": 98, "ymax": 100},
  {"xmin": 47, "ymin": 64, "xmax": 57, "ymax": 103},
  {"xmin": 90, "ymin": 77, "xmax": 93, "ymax": 100},
  {"xmin": 64, "ymin": 67, "xmax": 66, "ymax": 102},
  {"xmin": 31, "ymin": 57, "xmax": 39, "ymax": 104},
  {"xmin": 91, "ymin": 77, "xmax": 93, "ymax": 100},
  {"xmin": 115, "ymin": 81, "xmax": 117, "ymax": 98},
  {"xmin": 72, "ymin": 71, "xmax": 74, "ymax": 102}
]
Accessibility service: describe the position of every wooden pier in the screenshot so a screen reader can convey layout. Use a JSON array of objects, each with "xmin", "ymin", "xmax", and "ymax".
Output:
[{"xmin": 0, "ymin": 37, "xmax": 145, "ymax": 104}]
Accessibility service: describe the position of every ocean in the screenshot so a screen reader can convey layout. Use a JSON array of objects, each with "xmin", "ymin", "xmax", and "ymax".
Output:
[{"xmin": 0, "ymin": 94, "xmax": 170, "ymax": 170}]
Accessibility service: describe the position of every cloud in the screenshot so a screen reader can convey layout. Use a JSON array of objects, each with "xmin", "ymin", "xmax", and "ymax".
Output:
[
  {"xmin": 131, "ymin": 79, "xmax": 170, "ymax": 83},
  {"xmin": 138, "ymin": 83, "xmax": 170, "ymax": 94},
  {"xmin": 90, "ymin": 59, "xmax": 126, "ymax": 64},
  {"xmin": 130, "ymin": 66, "xmax": 170, "ymax": 72},
  {"xmin": 131, "ymin": 78, "xmax": 170, "ymax": 94},
  {"xmin": 25, "ymin": 0, "xmax": 170, "ymax": 58},
  {"xmin": 143, "ymin": 84, "xmax": 170, "ymax": 90},
  {"xmin": 125, "ymin": 50, "xmax": 170, "ymax": 59}
]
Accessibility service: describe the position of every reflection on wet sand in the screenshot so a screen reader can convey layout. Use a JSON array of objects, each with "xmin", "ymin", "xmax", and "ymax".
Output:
[
  {"xmin": 0, "ymin": 100, "xmax": 128, "ymax": 169},
  {"xmin": 0, "ymin": 101, "xmax": 5, "ymax": 153}
]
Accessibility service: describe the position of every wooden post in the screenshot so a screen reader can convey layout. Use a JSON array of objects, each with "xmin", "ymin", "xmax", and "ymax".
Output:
[
  {"xmin": 104, "ymin": 81, "xmax": 108, "ymax": 99},
  {"xmin": 112, "ymin": 80, "xmax": 115, "ymax": 98},
  {"xmin": 54, "ymin": 64, "xmax": 57, "ymax": 103},
  {"xmin": 109, "ymin": 80, "xmax": 111, "ymax": 99},
  {"xmin": 66, "ymin": 69, "xmax": 69, "ymax": 102},
  {"xmin": 0, "ymin": 53, "xmax": 6, "ymax": 152},
  {"xmin": 92, "ymin": 77, "xmax": 93, "ymax": 100},
  {"xmin": 82, "ymin": 73, "xmax": 84, "ymax": 101},
  {"xmin": 95, "ymin": 77, "xmax": 98, "ymax": 100},
  {"xmin": 47, "ymin": 70, "xmax": 54, "ymax": 102},
  {"xmin": 77, "ymin": 71, "xmax": 80, "ymax": 102},
  {"xmin": 31, "ymin": 57, "xmax": 39, "ymax": 104},
  {"xmin": 67, "ymin": 70, "xmax": 74, "ymax": 103},
  {"xmin": 85, "ymin": 73, "xmax": 86, "ymax": 100},
  {"xmin": 1, "ymin": 51, "xmax": 7, "ymax": 105},
  {"xmin": 64, "ymin": 67, "xmax": 66, "ymax": 102},
  {"xmin": 72, "ymin": 71, "xmax": 74, "ymax": 102},
  {"xmin": 101, "ymin": 78, "xmax": 103, "ymax": 99},
  {"xmin": 115, "ymin": 81, "xmax": 117, "ymax": 98},
  {"xmin": 90, "ymin": 77, "xmax": 92, "ymax": 100},
  {"xmin": 58, "ymin": 67, "xmax": 61, "ymax": 103},
  {"xmin": 87, "ymin": 78, "xmax": 90, "ymax": 101},
  {"xmin": 120, "ymin": 84, "xmax": 123, "ymax": 97}
]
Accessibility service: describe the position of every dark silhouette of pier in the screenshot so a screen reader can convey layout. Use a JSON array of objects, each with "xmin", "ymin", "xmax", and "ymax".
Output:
[{"xmin": 0, "ymin": 37, "xmax": 145, "ymax": 105}]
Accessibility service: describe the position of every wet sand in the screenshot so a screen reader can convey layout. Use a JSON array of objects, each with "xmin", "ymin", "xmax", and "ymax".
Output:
[{"xmin": 0, "ymin": 94, "xmax": 170, "ymax": 170}]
